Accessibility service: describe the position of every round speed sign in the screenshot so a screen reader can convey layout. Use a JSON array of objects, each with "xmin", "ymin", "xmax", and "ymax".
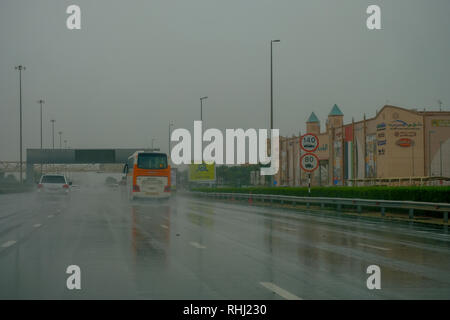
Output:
[
  {"xmin": 300, "ymin": 133, "xmax": 319, "ymax": 152},
  {"xmin": 300, "ymin": 153, "xmax": 319, "ymax": 172}
]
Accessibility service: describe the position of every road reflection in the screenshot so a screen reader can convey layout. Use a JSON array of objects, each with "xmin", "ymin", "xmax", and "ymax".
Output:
[
  {"xmin": 186, "ymin": 203, "xmax": 215, "ymax": 228},
  {"xmin": 130, "ymin": 202, "xmax": 172, "ymax": 263}
]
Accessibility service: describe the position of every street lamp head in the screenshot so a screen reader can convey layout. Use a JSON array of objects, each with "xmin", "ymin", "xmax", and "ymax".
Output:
[
  {"xmin": 15, "ymin": 65, "xmax": 26, "ymax": 70},
  {"xmin": 200, "ymin": 96, "xmax": 208, "ymax": 100},
  {"xmin": 271, "ymin": 39, "xmax": 281, "ymax": 43}
]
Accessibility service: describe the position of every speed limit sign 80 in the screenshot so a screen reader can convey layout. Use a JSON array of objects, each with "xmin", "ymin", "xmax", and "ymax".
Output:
[{"xmin": 300, "ymin": 153, "xmax": 319, "ymax": 172}]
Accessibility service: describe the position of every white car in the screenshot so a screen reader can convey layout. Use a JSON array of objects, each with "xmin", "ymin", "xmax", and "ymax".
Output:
[{"xmin": 37, "ymin": 174, "xmax": 71, "ymax": 196}]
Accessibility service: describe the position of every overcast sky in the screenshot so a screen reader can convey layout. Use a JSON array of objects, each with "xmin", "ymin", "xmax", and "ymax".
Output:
[{"xmin": 1, "ymin": 0, "xmax": 449, "ymax": 160}]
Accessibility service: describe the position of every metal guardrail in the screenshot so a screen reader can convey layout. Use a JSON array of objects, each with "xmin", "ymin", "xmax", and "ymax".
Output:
[
  {"xmin": 346, "ymin": 176, "xmax": 450, "ymax": 187},
  {"xmin": 191, "ymin": 192, "xmax": 450, "ymax": 223}
]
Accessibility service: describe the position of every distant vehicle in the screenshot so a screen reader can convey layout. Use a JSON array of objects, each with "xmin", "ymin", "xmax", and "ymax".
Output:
[
  {"xmin": 105, "ymin": 176, "xmax": 119, "ymax": 190},
  {"xmin": 119, "ymin": 176, "xmax": 127, "ymax": 186},
  {"xmin": 124, "ymin": 151, "xmax": 171, "ymax": 200},
  {"xmin": 37, "ymin": 174, "xmax": 71, "ymax": 196}
]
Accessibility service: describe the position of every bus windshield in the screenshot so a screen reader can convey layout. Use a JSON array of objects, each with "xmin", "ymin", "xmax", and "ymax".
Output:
[{"xmin": 137, "ymin": 153, "xmax": 168, "ymax": 169}]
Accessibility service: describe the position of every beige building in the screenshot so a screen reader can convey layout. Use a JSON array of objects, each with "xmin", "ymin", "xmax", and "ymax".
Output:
[{"xmin": 274, "ymin": 105, "xmax": 450, "ymax": 186}]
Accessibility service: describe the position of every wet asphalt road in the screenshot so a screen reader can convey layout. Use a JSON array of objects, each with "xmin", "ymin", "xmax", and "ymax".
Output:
[{"xmin": 0, "ymin": 186, "xmax": 449, "ymax": 299}]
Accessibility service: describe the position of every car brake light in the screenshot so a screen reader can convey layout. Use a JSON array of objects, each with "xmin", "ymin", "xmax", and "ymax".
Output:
[
  {"xmin": 164, "ymin": 186, "xmax": 171, "ymax": 192},
  {"xmin": 38, "ymin": 184, "xmax": 43, "ymax": 188},
  {"xmin": 133, "ymin": 185, "xmax": 140, "ymax": 192},
  {"xmin": 62, "ymin": 184, "xmax": 69, "ymax": 189}
]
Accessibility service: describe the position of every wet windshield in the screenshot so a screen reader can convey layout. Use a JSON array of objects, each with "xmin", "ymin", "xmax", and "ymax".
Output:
[{"xmin": 1, "ymin": 0, "xmax": 449, "ymax": 306}]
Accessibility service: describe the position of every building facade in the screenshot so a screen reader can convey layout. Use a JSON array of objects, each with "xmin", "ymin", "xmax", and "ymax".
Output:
[{"xmin": 274, "ymin": 105, "xmax": 450, "ymax": 186}]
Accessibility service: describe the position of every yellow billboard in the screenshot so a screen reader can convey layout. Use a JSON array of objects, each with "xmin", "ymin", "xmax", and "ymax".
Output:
[{"xmin": 189, "ymin": 163, "xmax": 216, "ymax": 182}]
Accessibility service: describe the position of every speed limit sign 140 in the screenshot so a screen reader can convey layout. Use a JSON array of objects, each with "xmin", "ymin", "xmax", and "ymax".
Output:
[
  {"xmin": 300, "ymin": 153, "xmax": 319, "ymax": 172},
  {"xmin": 300, "ymin": 133, "xmax": 319, "ymax": 152}
]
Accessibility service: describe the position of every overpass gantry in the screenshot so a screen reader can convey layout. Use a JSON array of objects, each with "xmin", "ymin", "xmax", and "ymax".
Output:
[{"xmin": 25, "ymin": 148, "xmax": 158, "ymax": 182}]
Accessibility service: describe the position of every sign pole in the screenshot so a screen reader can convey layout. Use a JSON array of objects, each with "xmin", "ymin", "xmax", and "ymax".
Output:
[
  {"xmin": 308, "ymin": 173, "xmax": 311, "ymax": 194},
  {"xmin": 299, "ymin": 133, "xmax": 319, "ymax": 196}
]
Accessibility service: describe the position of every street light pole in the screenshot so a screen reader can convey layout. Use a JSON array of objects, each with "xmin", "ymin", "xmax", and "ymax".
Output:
[
  {"xmin": 200, "ymin": 96, "xmax": 208, "ymax": 123},
  {"xmin": 270, "ymin": 40, "xmax": 280, "ymax": 187},
  {"xmin": 440, "ymin": 140, "xmax": 443, "ymax": 177},
  {"xmin": 168, "ymin": 121, "xmax": 173, "ymax": 156},
  {"xmin": 437, "ymin": 99, "xmax": 443, "ymax": 112},
  {"xmin": 270, "ymin": 40, "xmax": 280, "ymax": 131},
  {"xmin": 37, "ymin": 99, "xmax": 45, "ymax": 177},
  {"xmin": 37, "ymin": 99, "xmax": 45, "ymax": 149},
  {"xmin": 200, "ymin": 96, "xmax": 208, "ymax": 163},
  {"xmin": 51, "ymin": 119, "xmax": 56, "ymax": 149},
  {"xmin": 58, "ymin": 131, "xmax": 63, "ymax": 149},
  {"xmin": 15, "ymin": 65, "xmax": 26, "ymax": 184},
  {"xmin": 429, "ymin": 130, "xmax": 434, "ymax": 176}
]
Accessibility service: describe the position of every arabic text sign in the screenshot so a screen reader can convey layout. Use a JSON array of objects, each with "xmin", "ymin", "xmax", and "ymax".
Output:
[
  {"xmin": 189, "ymin": 163, "xmax": 216, "ymax": 182},
  {"xmin": 432, "ymin": 120, "xmax": 450, "ymax": 127}
]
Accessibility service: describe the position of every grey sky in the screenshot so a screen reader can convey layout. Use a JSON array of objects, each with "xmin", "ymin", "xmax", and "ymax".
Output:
[{"xmin": 1, "ymin": 0, "xmax": 449, "ymax": 160}]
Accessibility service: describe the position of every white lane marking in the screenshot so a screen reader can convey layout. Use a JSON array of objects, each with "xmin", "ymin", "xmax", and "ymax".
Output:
[
  {"xmin": 233, "ymin": 217, "xmax": 249, "ymax": 223},
  {"xmin": 33, "ymin": 224, "xmax": 42, "ymax": 228},
  {"xmin": 160, "ymin": 224, "xmax": 169, "ymax": 229},
  {"xmin": 280, "ymin": 226, "xmax": 297, "ymax": 232},
  {"xmin": 259, "ymin": 282, "xmax": 302, "ymax": 300},
  {"xmin": 47, "ymin": 215, "xmax": 54, "ymax": 218},
  {"xmin": 358, "ymin": 243, "xmax": 391, "ymax": 251},
  {"xmin": 189, "ymin": 241, "xmax": 206, "ymax": 249},
  {"xmin": 1, "ymin": 240, "xmax": 17, "ymax": 248}
]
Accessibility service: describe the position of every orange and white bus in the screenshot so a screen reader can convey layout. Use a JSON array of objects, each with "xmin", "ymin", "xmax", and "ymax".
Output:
[{"xmin": 124, "ymin": 151, "xmax": 171, "ymax": 200}]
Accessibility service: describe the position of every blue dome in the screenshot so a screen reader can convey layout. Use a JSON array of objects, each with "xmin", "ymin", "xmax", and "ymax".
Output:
[
  {"xmin": 329, "ymin": 104, "xmax": 343, "ymax": 116},
  {"xmin": 307, "ymin": 112, "xmax": 319, "ymax": 123}
]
